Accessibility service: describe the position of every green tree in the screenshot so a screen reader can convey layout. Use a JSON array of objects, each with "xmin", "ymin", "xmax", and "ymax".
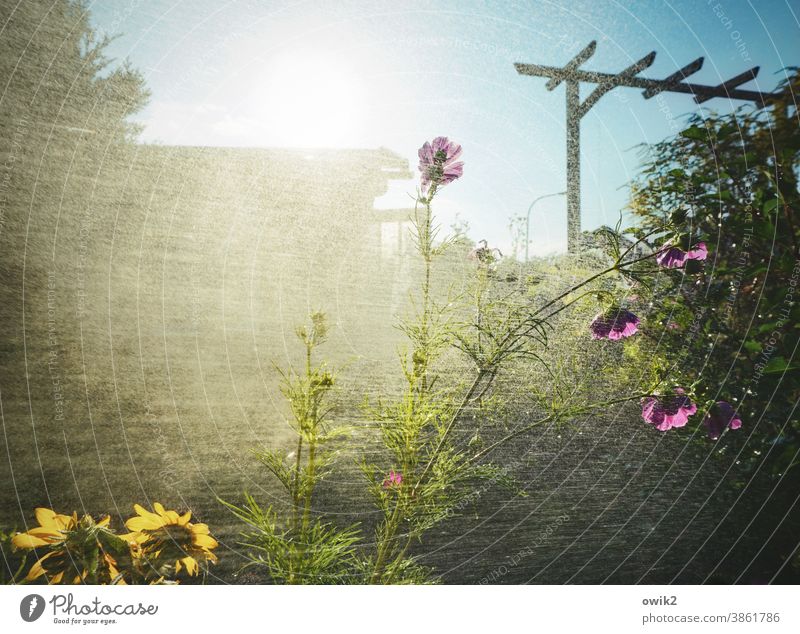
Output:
[{"xmin": 0, "ymin": 0, "xmax": 150, "ymax": 144}]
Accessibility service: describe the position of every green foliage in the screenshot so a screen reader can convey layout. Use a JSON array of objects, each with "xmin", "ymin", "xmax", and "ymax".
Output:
[
  {"xmin": 0, "ymin": 529, "xmax": 28, "ymax": 584},
  {"xmin": 628, "ymin": 69, "xmax": 800, "ymax": 473},
  {"xmin": 222, "ymin": 494, "xmax": 361, "ymax": 585},
  {"xmin": 223, "ymin": 312, "xmax": 362, "ymax": 584},
  {"xmin": 0, "ymin": 0, "xmax": 150, "ymax": 143}
]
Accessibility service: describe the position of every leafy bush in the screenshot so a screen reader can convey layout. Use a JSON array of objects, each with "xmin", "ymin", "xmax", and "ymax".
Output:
[{"xmin": 627, "ymin": 69, "xmax": 800, "ymax": 474}]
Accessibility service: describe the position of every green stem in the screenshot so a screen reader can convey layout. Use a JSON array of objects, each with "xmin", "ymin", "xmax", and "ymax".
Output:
[
  {"xmin": 373, "ymin": 194, "xmax": 440, "ymax": 583},
  {"xmin": 412, "ymin": 368, "xmax": 488, "ymax": 496},
  {"xmin": 530, "ymin": 250, "xmax": 658, "ymax": 321},
  {"xmin": 292, "ymin": 436, "xmax": 303, "ymax": 527},
  {"xmin": 419, "ymin": 200, "xmax": 433, "ymax": 391},
  {"xmin": 302, "ymin": 431, "xmax": 317, "ymax": 535},
  {"xmin": 370, "ymin": 496, "xmax": 403, "ymax": 583},
  {"xmin": 468, "ymin": 393, "xmax": 652, "ymax": 465}
]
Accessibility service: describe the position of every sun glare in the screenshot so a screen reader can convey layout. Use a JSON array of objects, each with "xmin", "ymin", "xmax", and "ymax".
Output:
[{"xmin": 253, "ymin": 51, "xmax": 367, "ymax": 148}]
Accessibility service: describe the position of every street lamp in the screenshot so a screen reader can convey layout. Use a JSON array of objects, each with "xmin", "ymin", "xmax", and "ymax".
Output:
[{"xmin": 525, "ymin": 190, "xmax": 566, "ymax": 263}]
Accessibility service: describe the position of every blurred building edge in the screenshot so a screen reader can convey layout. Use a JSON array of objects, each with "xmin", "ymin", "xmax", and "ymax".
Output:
[
  {"xmin": 123, "ymin": 143, "xmax": 417, "ymax": 328},
  {"xmin": 1, "ymin": 128, "xmax": 421, "ymax": 354}
]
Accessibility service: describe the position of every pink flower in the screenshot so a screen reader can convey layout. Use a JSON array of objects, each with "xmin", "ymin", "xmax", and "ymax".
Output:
[
  {"xmin": 686, "ymin": 242, "xmax": 708, "ymax": 261},
  {"xmin": 641, "ymin": 388, "xmax": 697, "ymax": 431},
  {"xmin": 703, "ymin": 401, "xmax": 743, "ymax": 440},
  {"xmin": 382, "ymin": 470, "xmax": 403, "ymax": 488},
  {"xmin": 656, "ymin": 242, "xmax": 708, "ymax": 268},
  {"xmin": 656, "ymin": 246, "xmax": 687, "ymax": 268},
  {"xmin": 418, "ymin": 137, "xmax": 463, "ymax": 196},
  {"xmin": 589, "ymin": 309, "xmax": 640, "ymax": 340}
]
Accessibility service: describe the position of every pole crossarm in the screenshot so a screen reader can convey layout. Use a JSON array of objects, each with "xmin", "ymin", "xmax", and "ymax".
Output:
[
  {"xmin": 515, "ymin": 41, "xmax": 778, "ymax": 254},
  {"xmin": 515, "ymin": 60, "xmax": 775, "ymax": 104},
  {"xmin": 694, "ymin": 66, "xmax": 761, "ymax": 103},
  {"xmin": 545, "ymin": 40, "xmax": 597, "ymax": 91},
  {"xmin": 642, "ymin": 56, "xmax": 704, "ymax": 99},
  {"xmin": 578, "ymin": 51, "xmax": 656, "ymax": 117}
]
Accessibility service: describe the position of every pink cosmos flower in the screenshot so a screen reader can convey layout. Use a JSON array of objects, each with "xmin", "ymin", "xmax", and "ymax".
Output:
[
  {"xmin": 641, "ymin": 388, "xmax": 698, "ymax": 431},
  {"xmin": 589, "ymin": 309, "xmax": 640, "ymax": 340},
  {"xmin": 656, "ymin": 246, "xmax": 687, "ymax": 268},
  {"xmin": 382, "ymin": 470, "xmax": 403, "ymax": 488},
  {"xmin": 656, "ymin": 242, "xmax": 708, "ymax": 268},
  {"xmin": 703, "ymin": 401, "xmax": 743, "ymax": 440},
  {"xmin": 686, "ymin": 242, "xmax": 708, "ymax": 261},
  {"xmin": 418, "ymin": 137, "xmax": 463, "ymax": 196}
]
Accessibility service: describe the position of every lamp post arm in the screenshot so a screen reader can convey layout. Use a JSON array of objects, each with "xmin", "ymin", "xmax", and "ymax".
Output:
[{"xmin": 524, "ymin": 190, "xmax": 567, "ymax": 262}]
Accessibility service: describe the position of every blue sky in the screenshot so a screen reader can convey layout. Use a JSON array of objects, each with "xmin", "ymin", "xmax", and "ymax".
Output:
[{"xmin": 92, "ymin": 0, "xmax": 800, "ymax": 255}]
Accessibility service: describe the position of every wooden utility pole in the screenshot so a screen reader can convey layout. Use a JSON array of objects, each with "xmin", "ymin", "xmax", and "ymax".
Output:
[{"xmin": 516, "ymin": 42, "xmax": 775, "ymax": 253}]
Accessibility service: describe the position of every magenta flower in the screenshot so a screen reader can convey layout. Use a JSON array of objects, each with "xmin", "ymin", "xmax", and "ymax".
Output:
[
  {"xmin": 703, "ymin": 401, "xmax": 743, "ymax": 440},
  {"xmin": 686, "ymin": 242, "xmax": 708, "ymax": 261},
  {"xmin": 382, "ymin": 470, "xmax": 403, "ymax": 488},
  {"xmin": 656, "ymin": 242, "xmax": 708, "ymax": 268},
  {"xmin": 641, "ymin": 388, "xmax": 698, "ymax": 431},
  {"xmin": 656, "ymin": 246, "xmax": 687, "ymax": 268},
  {"xmin": 418, "ymin": 136, "xmax": 463, "ymax": 196},
  {"xmin": 589, "ymin": 309, "xmax": 640, "ymax": 340}
]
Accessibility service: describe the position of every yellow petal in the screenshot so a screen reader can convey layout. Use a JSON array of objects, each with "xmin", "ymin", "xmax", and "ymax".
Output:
[
  {"xmin": 178, "ymin": 511, "xmax": 192, "ymax": 525},
  {"xmin": 153, "ymin": 502, "xmax": 167, "ymax": 516},
  {"xmin": 97, "ymin": 515, "xmax": 111, "ymax": 527},
  {"xmin": 125, "ymin": 516, "xmax": 162, "ymax": 531},
  {"xmin": 12, "ymin": 532, "xmax": 50, "ymax": 548},
  {"xmin": 119, "ymin": 531, "xmax": 147, "ymax": 545},
  {"xmin": 105, "ymin": 557, "xmax": 125, "ymax": 584},
  {"xmin": 193, "ymin": 534, "xmax": 218, "ymax": 550},
  {"xmin": 34, "ymin": 508, "xmax": 58, "ymax": 529},
  {"xmin": 191, "ymin": 522, "xmax": 209, "ymax": 534},
  {"xmin": 181, "ymin": 556, "xmax": 199, "ymax": 576},
  {"xmin": 125, "ymin": 518, "xmax": 154, "ymax": 532},
  {"xmin": 50, "ymin": 571, "xmax": 64, "ymax": 584},
  {"xmin": 25, "ymin": 553, "xmax": 53, "ymax": 580},
  {"xmin": 133, "ymin": 504, "xmax": 163, "ymax": 523},
  {"xmin": 26, "ymin": 527, "xmax": 62, "ymax": 538},
  {"xmin": 53, "ymin": 512, "xmax": 78, "ymax": 531}
]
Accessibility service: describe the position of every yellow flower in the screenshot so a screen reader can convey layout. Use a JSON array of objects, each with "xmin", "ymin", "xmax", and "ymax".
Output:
[
  {"xmin": 12, "ymin": 508, "xmax": 112, "ymax": 583},
  {"xmin": 12, "ymin": 508, "xmax": 78, "ymax": 549},
  {"xmin": 123, "ymin": 503, "xmax": 218, "ymax": 577}
]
